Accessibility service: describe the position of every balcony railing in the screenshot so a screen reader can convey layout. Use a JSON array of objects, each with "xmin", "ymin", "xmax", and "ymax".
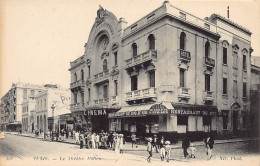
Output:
[
  {"xmin": 205, "ymin": 57, "xmax": 215, "ymax": 68},
  {"xmin": 178, "ymin": 49, "xmax": 191, "ymax": 62},
  {"xmin": 93, "ymin": 69, "xmax": 110, "ymax": 82},
  {"xmin": 70, "ymin": 80, "xmax": 85, "ymax": 89},
  {"xmin": 204, "ymin": 91, "xmax": 214, "ymax": 100},
  {"xmin": 70, "ymin": 102, "xmax": 85, "ymax": 110},
  {"xmin": 94, "ymin": 97, "xmax": 110, "ymax": 105},
  {"xmin": 125, "ymin": 87, "xmax": 157, "ymax": 101},
  {"xmin": 177, "ymin": 87, "xmax": 191, "ymax": 99},
  {"xmin": 111, "ymin": 96, "xmax": 119, "ymax": 104},
  {"xmin": 125, "ymin": 50, "xmax": 157, "ymax": 69}
]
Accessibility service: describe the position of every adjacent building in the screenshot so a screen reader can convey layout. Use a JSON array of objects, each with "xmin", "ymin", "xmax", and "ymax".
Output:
[{"xmin": 70, "ymin": 1, "xmax": 252, "ymax": 140}]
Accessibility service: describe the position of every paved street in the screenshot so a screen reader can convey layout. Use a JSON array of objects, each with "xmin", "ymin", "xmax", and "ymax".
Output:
[{"xmin": 0, "ymin": 134, "xmax": 259, "ymax": 166}]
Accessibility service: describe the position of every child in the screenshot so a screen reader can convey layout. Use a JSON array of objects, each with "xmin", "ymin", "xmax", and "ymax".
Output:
[
  {"xmin": 147, "ymin": 138, "xmax": 153, "ymax": 162},
  {"xmin": 165, "ymin": 141, "xmax": 171, "ymax": 162},
  {"xmin": 188, "ymin": 143, "xmax": 197, "ymax": 158}
]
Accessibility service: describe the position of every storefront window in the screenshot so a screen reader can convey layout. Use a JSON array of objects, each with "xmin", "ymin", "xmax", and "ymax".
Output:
[{"xmin": 203, "ymin": 116, "xmax": 211, "ymax": 126}]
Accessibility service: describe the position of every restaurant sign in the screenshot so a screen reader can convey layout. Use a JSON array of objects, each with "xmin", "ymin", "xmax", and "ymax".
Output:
[{"xmin": 108, "ymin": 109, "xmax": 217, "ymax": 118}]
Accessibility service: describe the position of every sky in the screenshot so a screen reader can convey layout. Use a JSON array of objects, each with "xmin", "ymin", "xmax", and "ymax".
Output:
[{"xmin": 0, "ymin": 0, "xmax": 259, "ymax": 97}]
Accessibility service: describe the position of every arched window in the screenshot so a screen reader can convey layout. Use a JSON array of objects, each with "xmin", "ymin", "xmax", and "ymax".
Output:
[
  {"xmin": 81, "ymin": 69, "xmax": 84, "ymax": 81},
  {"xmin": 103, "ymin": 59, "xmax": 108, "ymax": 71},
  {"xmin": 148, "ymin": 34, "xmax": 155, "ymax": 50},
  {"xmin": 132, "ymin": 43, "xmax": 137, "ymax": 57},
  {"xmin": 74, "ymin": 73, "xmax": 77, "ymax": 82},
  {"xmin": 205, "ymin": 41, "xmax": 210, "ymax": 58},
  {"xmin": 180, "ymin": 32, "xmax": 186, "ymax": 50}
]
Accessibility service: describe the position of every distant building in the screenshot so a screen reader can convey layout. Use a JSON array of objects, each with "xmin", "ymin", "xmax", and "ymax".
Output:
[
  {"xmin": 0, "ymin": 82, "xmax": 45, "ymax": 131},
  {"xmin": 69, "ymin": 1, "xmax": 252, "ymax": 140},
  {"xmin": 22, "ymin": 96, "xmax": 36, "ymax": 132}
]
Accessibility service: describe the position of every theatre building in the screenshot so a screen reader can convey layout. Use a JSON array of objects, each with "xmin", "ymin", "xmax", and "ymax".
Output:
[{"xmin": 69, "ymin": 1, "xmax": 252, "ymax": 139}]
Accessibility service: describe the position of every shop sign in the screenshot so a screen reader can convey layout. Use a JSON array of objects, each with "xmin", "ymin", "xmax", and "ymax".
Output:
[
  {"xmin": 108, "ymin": 109, "xmax": 217, "ymax": 118},
  {"xmin": 86, "ymin": 109, "xmax": 107, "ymax": 116}
]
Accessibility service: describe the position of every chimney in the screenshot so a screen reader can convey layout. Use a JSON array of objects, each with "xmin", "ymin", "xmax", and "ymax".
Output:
[{"xmin": 227, "ymin": 6, "xmax": 229, "ymax": 18}]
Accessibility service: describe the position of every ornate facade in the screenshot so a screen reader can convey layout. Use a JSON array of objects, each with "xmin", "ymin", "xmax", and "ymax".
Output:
[{"xmin": 69, "ymin": 1, "xmax": 252, "ymax": 140}]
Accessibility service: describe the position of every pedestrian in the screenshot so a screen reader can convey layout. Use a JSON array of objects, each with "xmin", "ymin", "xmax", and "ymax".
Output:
[
  {"xmin": 63, "ymin": 129, "xmax": 66, "ymax": 141},
  {"xmin": 75, "ymin": 131, "xmax": 79, "ymax": 144},
  {"xmin": 119, "ymin": 134, "xmax": 124, "ymax": 154},
  {"xmin": 66, "ymin": 129, "xmax": 69, "ymax": 139},
  {"xmin": 188, "ymin": 143, "xmax": 197, "ymax": 158},
  {"xmin": 165, "ymin": 141, "xmax": 171, "ymax": 162},
  {"xmin": 108, "ymin": 132, "xmax": 113, "ymax": 149},
  {"xmin": 91, "ymin": 133, "xmax": 96, "ymax": 149},
  {"xmin": 86, "ymin": 131, "xmax": 92, "ymax": 149},
  {"xmin": 152, "ymin": 134, "xmax": 159, "ymax": 153},
  {"xmin": 79, "ymin": 131, "xmax": 84, "ymax": 149},
  {"xmin": 182, "ymin": 137, "xmax": 190, "ymax": 158},
  {"xmin": 147, "ymin": 138, "xmax": 153, "ymax": 163},
  {"xmin": 96, "ymin": 133, "xmax": 100, "ymax": 149},
  {"xmin": 159, "ymin": 136, "xmax": 166, "ymax": 161},
  {"xmin": 114, "ymin": 134, "xmax": 120, "ymax": 153},
  {"xmin": 131, "ymin": 132, "xmax": 137, "ymax": 148},
  {"xmin": 204, "ymin": 135, "xmax": 214, "ymax": 160}
]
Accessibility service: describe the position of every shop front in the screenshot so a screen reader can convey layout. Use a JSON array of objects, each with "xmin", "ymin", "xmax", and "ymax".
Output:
[
  {"xmin": 72, "ymin": 107, "xmax": 119, "ymax": 133},
  {"xmin": 108, "ymin": 102, "xmax": 218, "ymax": 141}
]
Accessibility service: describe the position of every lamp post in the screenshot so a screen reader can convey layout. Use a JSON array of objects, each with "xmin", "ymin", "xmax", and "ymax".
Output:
[{"xmin": 51, "ymin": 104, "xmax": 55, "ymax": 141}]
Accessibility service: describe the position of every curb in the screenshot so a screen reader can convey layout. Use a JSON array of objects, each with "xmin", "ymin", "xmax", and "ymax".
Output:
[{"xmin": 6, "ymin": 133, "xmax": 259, "ymax": 151}]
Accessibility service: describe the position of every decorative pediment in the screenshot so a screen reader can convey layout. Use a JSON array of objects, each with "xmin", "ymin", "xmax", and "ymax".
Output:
[
  {"xmin": 96, "ymin": 5, "xmax": 106, "ymax": 26},
  {"xmin": 86, "ymin": 58, "xmax": 91, "ymax": 65},
  {"xmin": 222, "ymin": 40, "xmax": 229, "ymax": 46},
  {"xmin": 242, "ymin": 48, "xmax": 248, "ymax": 54},
  {"xmin": 101, "ymin": 51, "xmax": 109, "ymax": 59},
  {"xmin": 232, "ymin": 44, "xmax": 239, "ymax": 51},
  {"xmin": 111, "ymin": 43, "xmax": 119, "ymax": 51}
]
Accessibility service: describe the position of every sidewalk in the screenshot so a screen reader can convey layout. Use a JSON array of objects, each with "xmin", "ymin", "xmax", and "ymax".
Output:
[{"xmin": 6, "ymin": 132, "xmax": 259, "ymax": 151}]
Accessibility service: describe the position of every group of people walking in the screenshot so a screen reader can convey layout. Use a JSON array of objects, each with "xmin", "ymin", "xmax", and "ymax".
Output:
[
  {"xmin": 147, "ymin": 134, "xmax": 215, "ymax": 163},
  {"xmin": 75, "ymin": 130, "xmax": 124, "ymax": 153}
]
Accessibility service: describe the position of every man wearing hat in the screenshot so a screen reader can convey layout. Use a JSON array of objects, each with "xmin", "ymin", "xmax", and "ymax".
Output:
[{"xmin": 147, "ymin": 138, "xmax": 153, "ymax": 162}]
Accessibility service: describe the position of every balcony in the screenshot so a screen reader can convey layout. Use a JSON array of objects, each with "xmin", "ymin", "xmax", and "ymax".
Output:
[
  {"xmin": 70, "ymin": 102, "xmax": 85, "ymax": 112},
  {"xmin": 70, "ymin": 80, "xmax": 85, "ymax": 90},
  {"xmin": 178, "ymin": 49, "xmax": 191, "ymax": 62},
  {"xmin": 125, "ymin": 50, "xmax": 157, "ymax": 71},
  {"xmin": 177, "ymin": 87, "xmax": 191, "ymax": 101},
  {"xmin": 125, "ymin": 87, "xmax": 157, "ymax": 102},
  {"xmin": 93, "ymin": 97, "xmax": 110, "ymax": 106},
  {"xmin": 205, "ymin": 57, "xmax": 215, "ymax": 68},
  {"xmin": 203, "ymin": 91, "xmax": 214, "ymax": 101},
  {"xmin": 93, "ymin": 69, "xmax": 110, "ymax": 84}
]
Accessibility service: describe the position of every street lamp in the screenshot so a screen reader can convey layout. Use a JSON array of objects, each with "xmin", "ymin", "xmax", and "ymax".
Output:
[{"xmin": 51, "ymin": 104, "xmax": 55, "ymax": 141}]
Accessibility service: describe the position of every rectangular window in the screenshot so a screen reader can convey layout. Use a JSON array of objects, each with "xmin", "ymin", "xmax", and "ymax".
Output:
[
  {"xmin": 44, "ymin": 99, "xmax": 46, "ymax": 108},
  {"xmin": 223, "ymin": 78, "xmax": 227, "ymax": 94},
  {"xmin": 243, "ymin": 55, "xmax": 247, "ymax": 70},
  {"xmin": 233, "ymin": 80, "xmax": 238, "ymax": 97},
  {"xmin": 177, "ymin": 116, "xmax": 188, "ymax": 125},
  {"xmin": 114, "ymin": 81, "xmax": 118, "ymax": 96},
  {"xmin": 81, "ymin": 92, "xmax": 84, "ymax": 103},
  {"xmin": 88, "ymin": 66, "xmax": 91, "ymax": 77},
  {"xmin": 23, "ymin": 89, "xmax": 27, "ymax": 99},
  {"xmin": 31, "ymin": 90, "xmax": 35, "ymax": 97},
  {"xmin": 233, "ymin": 52, "xmax": 238, "ymax": 69},
  {"xmin": 180, "ymin": 69, "xmax": 185, "ymax": 87},
  {"xmin": 114, "ymin": 52, "xmax": 118, "ymax": 66},
  {"xmin": 103, "ymin": 85, "xmax": 108, "ymax": 98},
  {"xmin": 223, "ymin": 47, "xmax": 227, "ymax": 65},
  {"xmin": 223, "ymin": 115, "xmax": 228, "ymax": 130},
  {"xmin": 203, "ymin": 116, "xmax": 211, "ymax": 126},
  {"xmin": 131, "ymin": 75, "xmax": 138, "ymax": 91},
  {"xmin": 149, "ymin": 70, "xmax": 155, "ymax": 87},
  {"xmin": 88, "ymin": 88, "xmax": 91, "ymax": 101},
  {"xmin": 74, "ymin": 93, "xmax": 77, "ymax": 103},
  {"xmin": 205, "ymin": 74, "xmax": 210, "ymax": 91},
  {"xmin": 243, "ymin": 82, "xmax": 247, "ymax": 97}
]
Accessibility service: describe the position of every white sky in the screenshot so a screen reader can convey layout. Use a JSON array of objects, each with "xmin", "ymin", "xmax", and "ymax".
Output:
[{"xmin": 1, "ymin": 0, "xmax": 259, "ymax": 97}]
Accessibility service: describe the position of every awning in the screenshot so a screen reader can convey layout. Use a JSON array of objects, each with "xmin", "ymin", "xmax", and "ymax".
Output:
[
  {"xmin": 108, "ymin": 102, "xmax": 173, "ymax": 118},
  {"xmin": 108, "ymin": 102, "xmax": 218, "ymax": 118}
]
